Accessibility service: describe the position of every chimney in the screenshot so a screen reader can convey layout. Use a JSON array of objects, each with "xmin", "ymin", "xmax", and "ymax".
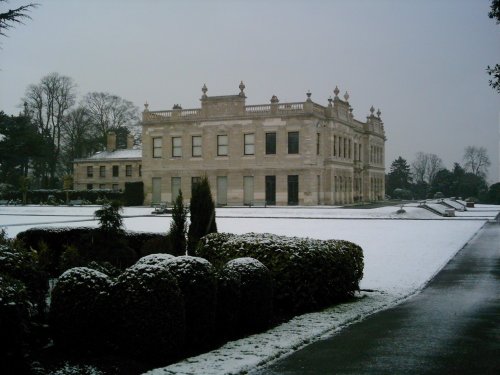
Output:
[
  {"xmin": 106, "ymin": 132, "xmax": 116, "ymax": 152},
  {"xmin": 127, "ymin": 134, "xmax": 134, "ymax": 149}
]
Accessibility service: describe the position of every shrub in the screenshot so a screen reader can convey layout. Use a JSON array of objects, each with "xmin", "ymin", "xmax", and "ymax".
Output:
[
  {"xmin": 214, "ymin": 263, "xmax": 241, "ymax": 341},
  {"xmin": 135, "ymin": 253, "xmax": 175, "ymax": 267},
  {"xmin": 59, "ymin": 245, "xmax": 85, "ymax": 271},
  {"xmin": 187, "ymin": 177, "xmax": 217, "ymax": 253},
  {"xmin": 197, "ymin": 233, "xmax": 364, "ymax": 318},
  {"xmin": 95, "ymin": 200, "xmax": 123, "ymax": 233},
  {"xmin": 164, "ymin": 256, "xmax": 217, "ymax": 353},
  {"xmin": 139, "ymin": 234, "xmax": 173, "ymax": 257},
  {"xmin": 0, "ymin": 274, "xmax": 31, "ymax": 374},
  {"xmin": 85, "ymin": 261, "xmax": 122, "ymax": 279},
  {"xmin": 224, "ymin": 257, "xmax": 273, "ymax": 336},
  {"xmin": 49, "ymin": 267, "xmax": 112, "ymax": 353},
  {"xmin": 0, "ymin": 242, "xmax": 48, "ymax": 316},
  {"xmin": 109, "ymin": 264, "xmax": 185, "ymax": 363},
  {"xmin": 169, "ymin": 190, "xmax": 187, "ymax": 255}
]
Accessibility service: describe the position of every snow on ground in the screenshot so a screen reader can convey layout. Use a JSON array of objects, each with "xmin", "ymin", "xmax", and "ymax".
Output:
[{"xmin": 0, "ymin": 204, "xmax": 498, "ymax": 374}]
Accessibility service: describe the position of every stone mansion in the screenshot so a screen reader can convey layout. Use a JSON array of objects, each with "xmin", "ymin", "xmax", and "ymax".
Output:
[{"xmin": 74, "ymin": 83, "xmax": 386, "ymax": 206}]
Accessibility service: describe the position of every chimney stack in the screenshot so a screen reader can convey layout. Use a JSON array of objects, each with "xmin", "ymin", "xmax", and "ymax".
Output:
[
  {"xmin": 106, "ymin": 132, "xmax": 116, "ymax": 152},
  {"xmin": 127, "ymin": 134, "xmax": 134, "ymax": 149}
]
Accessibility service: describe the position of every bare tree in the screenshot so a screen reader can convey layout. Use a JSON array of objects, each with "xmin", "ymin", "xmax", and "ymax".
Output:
[
  {"xmin": 82, "ymin": 92, "xmax": 139, "ymax": 149},
  {"xmin": 60, "ymin": 106, "xmax": 95, "ymax": 173},
  {"xmin": 23, "ymin": 72, "xmax": 76, "ymax": 186},
  {"xmin": 411, "ymin": 152, "xmax": 428, "ymax": 183},
  {"xmin": 0, "ymin": 0, "xmax": 37, "ymax": 38},
  {"xmin": 463, "ymin": 146, "xmax": 491, "ymax": 178},
  {"xmin": 411, "ymin": 152, "xmax": 443, "ymax": 184}
]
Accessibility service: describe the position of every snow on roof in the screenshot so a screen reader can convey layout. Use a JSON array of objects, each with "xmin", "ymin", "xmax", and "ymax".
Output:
[{"xmin": 76, "ymin": 148, "xmax": 142, "ymax": 162}]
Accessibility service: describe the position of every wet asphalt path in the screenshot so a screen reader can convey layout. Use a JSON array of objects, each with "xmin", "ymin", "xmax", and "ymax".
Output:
[{"xmin": 253, "ymin": 222, "xmax": 500, "ymax": 375}]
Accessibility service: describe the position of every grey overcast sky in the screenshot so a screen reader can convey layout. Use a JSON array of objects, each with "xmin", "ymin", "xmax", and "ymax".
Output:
[{"xmin": 1, "ymin": 0, "xmax": 499, "ymax": 181}]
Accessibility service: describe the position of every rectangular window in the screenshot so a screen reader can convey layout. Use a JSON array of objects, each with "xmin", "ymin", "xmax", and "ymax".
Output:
[
  {"xmin": 333, "ymin": 135, "xmax": 337, "ymax": 156},
  {"xmin": 217, "ymin": 135, "xmax": 228, "ymax": 156},
  {"xmin": 265, "ymin": 132, "xmax": 276, "ymax": 155},
  {"xmin": 112, "ymin": 165, "xmax": 119, "ymax": 177},
  {"xmin": 265, "ymin": 175, "xmax": 276, "ymax": 205},
  {"xmin": 86, "ymin": 183, "xmax": 93, "ymax": 190},
  {"xmin": 316, "ymin": 133, "xmax": 320, "ymax": 155},
  {"xmin": 288, "ymin": 131, "xmax": 299, "ymax": 154},
  {"xmin": 354, "ymin": 142, "xmax": 357, "ymax": 161},
  {"xmin": 153, "ymin": 137, "xmax": 162, "ymax": 158},
  {"xmin": 126, "ymin": 165, "xmax": 132, "ymax": 177},
  {"xmin": 99, "ymin": 184, "xmax": 106, "ymax": 189},
  {"xmin": 86, "ymin": 166, "xmax": 93, "ymax": 178},
  {"xmin": 348, "ymin": 139, "xmax": 351, "ymax": 159},
  {"xmin": 172, "ymin": 137, "xmax": 182, "ymax": 157},
  {"xmin": 152, "ymin": 177, "xmax": 161, "ymax": 204},
  {"xmin": 191, "ymin": 177, "xmax": 202, "ymax": 195},
  {"xmin": 358, "ymin": 144, "xmax": 362, "ymax": 161},
  {"xmin": 243, "ymin": 176, "xmax": 254, "ymax": 205},
  {"xmin": 139, "ymin": 165, "xmax": 142, "ymax": 176},
  {"xmin": 171, "ymin": 177, "xmax": 181, "ymax": 203},
  {"xmin": 112, "ymin": 184, "xmax": 119, "ymax": 191},
  {"xmin": 217, "ymin": 176, "xmax": 228, "ymax": 206},
  {"xmin": 343, "ymin": 138, "xmax": 347, "ymax": 158},
  {"xmin": 287, "ymin": 175, "xmax": 299, "ymax": 205},
  {"xmin": 244, "ymin": 133, "xmax": 255, "ymax": 155},
  {"xmin": 192, "ymin": 135, "xmax": 202, "ymax": 157},
  {"xmin": 99, "ymin": 166, "xmax": 106, "ymax": 178}
]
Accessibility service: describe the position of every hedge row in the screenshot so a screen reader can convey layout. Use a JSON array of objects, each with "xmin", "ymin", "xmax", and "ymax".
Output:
[
  {"xmin": 196, "ymin": 232, "xmax": 364, "ymax": 318},
  {"xmin": 1, "ymin": 189, "xmax": 123, "ymax": 205},
  {"xmin": 16, "ymin": 228, "xmax": 173, "ymax": 277},
  {"xmin": 49, "ymin": 255, "xmax": 273, "ymax": 365}
]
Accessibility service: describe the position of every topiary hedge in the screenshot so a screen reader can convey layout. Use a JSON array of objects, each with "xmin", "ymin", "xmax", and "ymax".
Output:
[
  {"xmin": 135, "ymin": 253, "xmax": 175, "ymax": 267},
  {"xmin": 196, "ymin": 232, "xmax": 364, "ymax": 318},
  {"xmin": 49, "ymin": 267, "xmax": 112, "ymax": 353},
  {"xmin": 108, "ymin": 263, "xmax": 186, "ymax": 363},
  {"xmin": 0, "ymin": 274, "xmax": 31, "ymax": 374},
  {"xmin": 164, "ymin": 256, "xmax": 217, "ymax": 354},
  {"xmin": 223, "ymin": 257, "xmax": 273, "ymax": 336}
]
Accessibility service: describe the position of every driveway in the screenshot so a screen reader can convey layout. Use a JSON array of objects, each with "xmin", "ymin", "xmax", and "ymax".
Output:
[{"xmin": 253, "ymin": 222, "xmax": 500, "ymax": 375}]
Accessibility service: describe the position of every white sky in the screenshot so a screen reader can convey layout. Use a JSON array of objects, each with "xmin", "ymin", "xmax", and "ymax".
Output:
[{"xmin": 1, "ymin": 0, "xmax": 499, "ymax": 181}]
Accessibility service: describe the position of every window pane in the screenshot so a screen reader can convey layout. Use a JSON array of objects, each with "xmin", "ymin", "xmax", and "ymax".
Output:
[
  {"xmin": 192, "ymin": 136, "xmax": 202, "ymax": 157},
  {"xmin": 172, "ymin": 137, "xmax": 182, "ymax": 157},
  {"xmin": 244, "ymin": 133, "xmax": 255, "ymax": 155},
  {"xmin": 100, "ymin": 166, "xmax": 106, "ymax": 177},
  {"xmin": 266, "ymin": 133, "xmax": 276, "ymax": 154},
  {"xmin": 218, "ymin": 135, "xmax": 228, "ymax": 156},
  {"xmin": 288, "ymin": 132, "xmax": 299, "ymax": 154},
  {"xmin": 153, "ymin": 137, "xmax": 162, "ymax": 158},
  {"xmin": 113, "ymin": 165, "xmax": 119, "ymax": 177}
]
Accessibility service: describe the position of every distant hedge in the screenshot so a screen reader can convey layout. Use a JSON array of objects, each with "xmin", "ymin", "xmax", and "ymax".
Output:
[
  {"xmin": 0, "ymin": 189, "xmax": 123, "ymax": 205},
  {"xmin": 196, "ymin": 232, "xmax": 364, "ymax": 318}
]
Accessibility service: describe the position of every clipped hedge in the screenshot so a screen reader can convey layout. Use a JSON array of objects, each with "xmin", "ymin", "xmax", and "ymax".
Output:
[
  {"xmin": 0, "ymin": 189, "xmax": 123, "ymax": 205},
  {"xmin": 196, "ymin": 233, "xmax": 364, "ymax": 317},
  {"xmin": 109, "ymin": 263, "xmax": 186, "ymax": 363},
  {"xmin": 49, "ymin": 267, "xmax": 112, "ymax": 353},
  {"xmin": 0, "ymin": 274, "xmax": 31, "ymax": 373},
  {"xmin": 224, "ymin": 257, "xmax": 273, "ymax": 336},
  {"xmin": 16, "ymin": 228, "xmax": 170, "ymax": 276},
  {"xmin": 164, "ymin": 256, "xmax": 217, "ymax": 353}
]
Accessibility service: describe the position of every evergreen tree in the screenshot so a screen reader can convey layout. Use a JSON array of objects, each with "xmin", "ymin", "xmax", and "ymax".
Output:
[
  {"xmin": 95, "ymin": 200, "xmax": 123, "ymax": 234},
  {"xmin": 169, "ymin": 190, "xmax": 187, "ymax": 255},
  {"xmin": 386, "ymin": 156, "xmax": 413, "ymax": 195},
  {"xmin": 187, "ymin": 177, "xmax": 217, "ymax": 254}
]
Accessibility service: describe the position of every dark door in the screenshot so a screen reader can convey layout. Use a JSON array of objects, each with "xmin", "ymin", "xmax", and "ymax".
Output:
[
  {"xmin": 287, "ymin": 175, "xmax": 298, "ymax": 205},
  {"xmin": 265, "ymin": 175, "xmax": 276, "ymax": 205}
]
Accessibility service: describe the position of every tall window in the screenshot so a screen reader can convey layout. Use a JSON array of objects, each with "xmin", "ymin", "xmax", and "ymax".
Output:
[
  {"xmin": 288, "ymin": 131, "xmax": 299, "ymax": 154},
  {"xmin": 333, "ymin": 135, "xmax": 337, "ymax": 156},
  {"xmin": 348, "ymin": 139, "xmax": 351, "ymax": 159},
  {"xmin": 112, "ymin": 165, "xmax": 119, "ymax": 177},
  {"xmin": 266, "ymin": 132, "xmax": 276, "ymax": 154},
  {"xmin": 99, "ymin": 166, "xmax": 106, "ymax": 177},
  {"xmin": 171, "ymin": 177, "xmax": 181, "ymax": 203},
  {"xmin": 153, "ymin": 137, "xmax": 162, "ymax": 158},
  {"xmin": 172, "ymin": 137, "xmax": 182, "ymax": 157},
  {"xmin": 217, "ymin": 135, "xmax": 228, "ymax": 156},
  {"xmin": 316, "ymin": 133, "xmax": 321, "ymax": 155},
  {"xmin": 86, "ymin": 166, "xmax": 93, "ymax": 178},
  {"xmin": 191, "ymin": 177, "xmax": 201, "ymax": 195},
  {"xmin": 192, "ymin": 136, "xmax": 202, "ymax": 157},
  {"xmin": 86, "ymin": 184, "xmax": 93, "ymax": 190},
  {"xmin": 358, "ymin": 144, "xmax": 362, "ymax": 161},
  {"xmin": 126, "ymin": 165, "xmax": 132, "ymax": 177},
  {"xmin": 139, "ymin": 165, "xmax": 142, "ymax": 176},
  {"xmin": 244, "ymin": 133, "xmax": 255, "ymax": 155}
]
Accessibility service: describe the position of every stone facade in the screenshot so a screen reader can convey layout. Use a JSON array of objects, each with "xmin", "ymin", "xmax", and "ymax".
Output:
[
  {"xmin": 73, "ymin": 133, "xmax": 142, "ymax": 191},
  {"xmin": 141, "ymin": 83, "xmax": 386, "ymax": 206}
]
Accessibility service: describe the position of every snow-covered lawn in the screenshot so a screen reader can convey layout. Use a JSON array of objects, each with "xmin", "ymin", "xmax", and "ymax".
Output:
[{"xmin": 0, "ymin": 204, "xmax": 498, "ymax": 374}]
